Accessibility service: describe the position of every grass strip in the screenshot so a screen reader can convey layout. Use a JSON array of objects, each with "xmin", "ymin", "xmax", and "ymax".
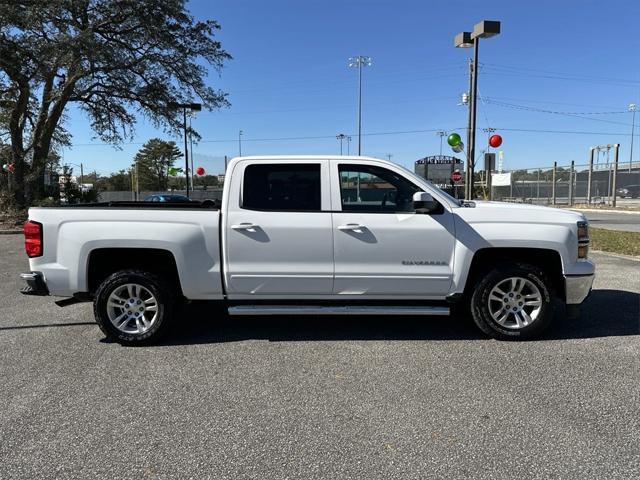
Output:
[{"xmin": 590, "ymin": 227, "xmax": 640, "ymax": 257}]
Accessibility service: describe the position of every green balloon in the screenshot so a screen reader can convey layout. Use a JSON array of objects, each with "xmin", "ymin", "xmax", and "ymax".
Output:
[{"xmin": 447, "ymin": 133, "xmax": 462, "ymax": 147}]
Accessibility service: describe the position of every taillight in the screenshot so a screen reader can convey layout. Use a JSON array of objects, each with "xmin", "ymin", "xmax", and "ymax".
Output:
[{"xmin": 24, "ymin": 220, "xmax": 43, "ymax": 258}]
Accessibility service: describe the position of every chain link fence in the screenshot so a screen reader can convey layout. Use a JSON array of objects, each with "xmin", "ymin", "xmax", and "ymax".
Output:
[{"xmin": 478, "ymin": 161, "xmax": 640, "ymax": 207}]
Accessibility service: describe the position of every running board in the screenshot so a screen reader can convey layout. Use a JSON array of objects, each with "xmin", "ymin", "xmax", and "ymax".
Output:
[{"xmin": 227, "ymin": 305, "xmax": 449, "ymax": 316}]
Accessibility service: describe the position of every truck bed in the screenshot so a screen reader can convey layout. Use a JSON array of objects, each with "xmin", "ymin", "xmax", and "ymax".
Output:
[{"xmin": 26, "ymin": 205, "xmax": 223, "ymax": 299}]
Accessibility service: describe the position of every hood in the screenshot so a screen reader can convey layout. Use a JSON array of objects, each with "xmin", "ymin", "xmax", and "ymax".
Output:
[{"xmin": 455, "ymin": 200, "xmax": 586, "ymax": 226}]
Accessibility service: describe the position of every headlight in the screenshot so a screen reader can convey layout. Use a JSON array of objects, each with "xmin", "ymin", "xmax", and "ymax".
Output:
[{"xmin": 577, "ymin": 221, "xmax": 589, "ymax": 259}]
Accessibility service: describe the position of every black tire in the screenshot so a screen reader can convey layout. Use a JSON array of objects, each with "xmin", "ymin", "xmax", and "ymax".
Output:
[
  {"xmin": 470, "ymin": 263, "xmax": 554, "ymax": 340},
  {"xmin": 93, "ymin": 269, "xmax": 175, "ymax": 346}
]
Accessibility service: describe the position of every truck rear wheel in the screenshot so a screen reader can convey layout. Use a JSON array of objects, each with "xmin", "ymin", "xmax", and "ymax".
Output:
[
  {"xmin": 93, "ymin": 269, "xmax": 175, "ymax": 345},
  {"xmin": 470, "ymin": 263, "xmax": 553, "ymax": 340}
]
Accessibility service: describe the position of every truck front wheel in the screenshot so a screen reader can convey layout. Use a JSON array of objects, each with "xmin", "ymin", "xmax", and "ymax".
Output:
[
  {"xmin": 470, "ymin": 263, "xmax": 553, "ymax": 340},
  {"xmin": 93, "ymin": 270, "xmax": 175, "ymax": 345}
]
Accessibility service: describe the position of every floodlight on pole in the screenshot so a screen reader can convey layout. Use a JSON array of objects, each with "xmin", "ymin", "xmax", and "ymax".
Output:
[
  {"xmin": 348, "ymin": 55, "xmax": 372, "ymax": 156},
  {"xmin": 454, "ymin": 20, "xmax": 501, "ymax": 200},
  {"xmin": 436, "ymin": 131, "xmax": 448, "ymax": 156},
  {"xmin": 336, "ymin": 133, "xmax": 347, "ymax": 155}
]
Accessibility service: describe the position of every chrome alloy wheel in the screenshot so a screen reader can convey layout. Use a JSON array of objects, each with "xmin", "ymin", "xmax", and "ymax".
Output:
[
  {"xmin": 488, "ymin": 277, "xmax": 543, "ymax": 330},
  {"xmin": 106, "ymin": 283, "xmax": 158, "ymax": 334}
]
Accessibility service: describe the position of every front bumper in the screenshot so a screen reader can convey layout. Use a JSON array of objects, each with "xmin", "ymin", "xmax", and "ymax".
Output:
[
  {"xmin": 564, "ymin": 274, "xmax": 594, "ymax": 304},
  {"xmin": 20, "ymin": 271, "xmax": 49, "ymax": 296}
]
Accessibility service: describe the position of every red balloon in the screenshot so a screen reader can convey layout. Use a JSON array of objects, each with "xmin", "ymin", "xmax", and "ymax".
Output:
[
  {"xmin": 489, "ymin": 134, "xmax": 503, "ymax": 148},
  {"xmin": 7, "ymin": 163, "xmax": 15, "ymax": 173},
  {"xmin": 196, "ymin": 166, "xmax": 205, "ymax": 176}
]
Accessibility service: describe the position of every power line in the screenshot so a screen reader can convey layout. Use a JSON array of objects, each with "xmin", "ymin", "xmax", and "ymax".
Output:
[
  {"xmin": 481, "ymin": 62, "xmax": 640, "ymax": 85},
  {"xmin": 484, "ymin": 98, "xmax": 632, "ymax": 126},
  {"xmin": 483, "ymin": 96, "xmax": 624, "ymax": 110},
  {"xmin": 64, "ymin": 125, "xmax": 640, "ymax": 149},
  {"xmin": 480, "ymin": 62, "xmax": 640, "ymax": 87}
]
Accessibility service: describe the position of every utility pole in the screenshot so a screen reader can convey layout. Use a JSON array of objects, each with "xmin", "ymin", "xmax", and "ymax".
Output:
[
  {"xmin": 182, "ymin": 107, "xmax": 188, "ymax": 196},
  {"xmin": 386, "ymin": 154, "xmax": 393, "ymax": 162},
  {"xmin": 454, "ymin": 21, "xmax": 501, "ymax": 200},
  {"xmin": 238, "ymin": 129, "xmax": 243, "ymax": 157},
  {"xmin": 189, "ymin": 114, "xmax": 195, "ymax": 191},
  {"xmin": 469, "ymin": 38, "xmax": 480, "ymax": 199},
  {"xmin": 168, "ymin": 101, "xmax": 201, "ymax": 199},
  {"xmin": 629, "ymin": 103, "xmax": 637, "ymax": 173},
  {"xmin": 348, "ymin": 56, "xmax": 372, "ymax": 155},
  {"xmin": 135, "ymin": 159, "xmax": 139, "ymax": 200},
  {"xmin": 436, "ymin": 131, "xmax": 448, "ymax": 156},
  {"xmin": 465, "ymin": 59, "xmax": 473, "ymax": 200}
]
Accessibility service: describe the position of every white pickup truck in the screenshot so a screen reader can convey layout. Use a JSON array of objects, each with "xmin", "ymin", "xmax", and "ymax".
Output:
[{"xmin": 21, "ymin": 155, "xmax": 594, "ymax": 344}]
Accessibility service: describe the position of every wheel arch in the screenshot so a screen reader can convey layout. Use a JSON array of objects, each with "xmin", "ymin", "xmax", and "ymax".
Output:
[
  {"xmin": 87, "ymin": 248, "xmax": 183, "ymax": 296},
  {"xmin": 463, "ymin": 247, "xmax": 565, "ymax": 301}
]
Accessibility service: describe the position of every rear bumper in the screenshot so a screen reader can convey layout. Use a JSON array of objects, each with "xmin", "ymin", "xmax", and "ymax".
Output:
[
  {"xmin": 564, "ymin": 274, "xmax": 594, "ymax": 305},
  {"xmin": 20, "ymin": 271, "xmax": 49, "ymax": 296}
]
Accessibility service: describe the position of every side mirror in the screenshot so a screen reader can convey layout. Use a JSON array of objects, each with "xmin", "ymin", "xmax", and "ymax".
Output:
[{"xmin": 413, "ymin": 191, "xmax": 439, "ymax": 213}]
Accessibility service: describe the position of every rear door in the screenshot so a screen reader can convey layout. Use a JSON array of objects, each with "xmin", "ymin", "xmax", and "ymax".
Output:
[
  {"xmin": 330, "ymin": 161, "xmax": 456, "ymax": 297},
  {"xmin": 224, "ymin": 160, "xmax": 334, "ymax": 297}
]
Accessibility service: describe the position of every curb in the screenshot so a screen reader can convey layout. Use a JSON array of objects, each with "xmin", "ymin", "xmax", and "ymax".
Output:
[
  {"xmin": 591, "ymin": 249, "xmax": 640, "ymax": 261},
  {"xmin": 569, "ymin": 208, "xmax": 640, "ymax": 215}
]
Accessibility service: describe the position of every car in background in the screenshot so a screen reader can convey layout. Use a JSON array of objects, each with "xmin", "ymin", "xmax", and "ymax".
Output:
[
  {"xmin": 616, "ymin": 185, "xmax": 640, "ymax": 199},
  {"xmin": 144, "ymin": 194, "xmax": 192, "ymax": 202}
]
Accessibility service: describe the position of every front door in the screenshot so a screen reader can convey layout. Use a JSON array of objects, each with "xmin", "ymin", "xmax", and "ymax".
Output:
[
  {"xmin": 224, "ymin": 160, "xmax": 334, "ymax": 296},
  {"xmin": 331, "ymin": 162, "xmax": 456, "ymax": 297}
]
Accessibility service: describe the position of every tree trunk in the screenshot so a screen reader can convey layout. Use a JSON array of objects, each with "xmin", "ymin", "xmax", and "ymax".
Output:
[{"xmin": 11, "ymin": 149, "xmax": 26, "ymax": 207}]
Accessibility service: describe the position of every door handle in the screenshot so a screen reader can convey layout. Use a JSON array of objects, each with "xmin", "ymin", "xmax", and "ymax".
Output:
[
  {"xmin": 338, "ymin": 223, "xmax": 366, "ymax": 232},
  {"xmin": 231, "ymin": 223, "xmax": 259, "ymax": 231}
]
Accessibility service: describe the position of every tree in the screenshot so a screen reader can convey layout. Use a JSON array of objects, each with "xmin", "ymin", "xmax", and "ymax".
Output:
[
  {"xmin": 134, "ymin": 138, "xmax": 181, "ymax": 191},
  {"xmin": 0, "ymin": 0, "xmax": 230, "ymax": 206},
  {"xmin": 104, "ymin": 169, "xmax": 131, "ymax": 191}
]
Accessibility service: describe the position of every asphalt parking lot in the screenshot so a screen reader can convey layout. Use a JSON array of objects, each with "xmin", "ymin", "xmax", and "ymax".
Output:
[{"xmin": 1, "ymin": 234, "xmax": 639, "ymax": 479}]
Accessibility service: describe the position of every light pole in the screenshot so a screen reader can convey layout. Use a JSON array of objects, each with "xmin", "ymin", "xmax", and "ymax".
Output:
[
  {"xmin": 238, "ymin": 129, "xmax": 243, "ymax": 157},
  {"xmin": 629, "ymin": 103, "xmax": 636, "ymax": 173},
  {"xmin": 168, "ymin": 101, "xmax": 202, "ymax": 198},
  {"xmin": 348, "ymin": 56, "xmax": 372, "ymax": 155},
  {"xmin": 189, "ymin": 113, "xmax": 195, "ymax": 191},
  {"xmin": 346, "ymin": 136, "xmax": 352, "ymax": 155},
  {"xmin": 455, "ymin": 21, "xmax": 501, "ymax": 199},
  {"xmin": 436, "ymin": 131, "xmax": 448, "ymax": 156},
  {"xmin": 336, "ymin": 133, "xmax": 347, "ymax": 155},
  {"xmin": 387, "ymin": 154, "xmax": 393, "ymax": 162}
]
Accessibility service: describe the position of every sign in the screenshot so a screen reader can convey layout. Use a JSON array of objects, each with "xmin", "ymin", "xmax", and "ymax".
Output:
[
  {"xmin": 451, "ymin": 171, "xmax": 462, "ymax": 183},
  {"xmin": 491, "ymin": 172, "xmax": 512, "ymax": 187},
  {"xmin": 484, "ymin": 153, "xmax": 496, "ymax": 171},
  {"xmin": 415, "ymin": 155, "xmax": 461, "ymax": 165}
]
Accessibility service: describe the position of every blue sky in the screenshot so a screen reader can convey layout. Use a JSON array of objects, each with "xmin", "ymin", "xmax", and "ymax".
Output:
[{"xmin": 64, "ymin": 0, "xmax": 640, "ymax": 176}]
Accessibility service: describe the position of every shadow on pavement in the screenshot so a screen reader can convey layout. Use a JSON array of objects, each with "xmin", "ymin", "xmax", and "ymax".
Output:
[
  {"xmin": 0, "ymin": 321, "xmax": 95, "ymax": 331},
  {"xmin": 4, "ymin": 289, "xmax": 635, "ymax": 344},
  {"xmin": 158, "ymin": 289, "xmax": 639, "ymax": 346},
  {"xmin": 542, "ymin": 289, "xmax": 640, "ymax": 340}
]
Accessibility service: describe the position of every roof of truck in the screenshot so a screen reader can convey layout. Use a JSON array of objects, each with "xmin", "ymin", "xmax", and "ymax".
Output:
[{"xmin": 231, "ymin": 155, "xmax": 387, "ymax": 162}]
